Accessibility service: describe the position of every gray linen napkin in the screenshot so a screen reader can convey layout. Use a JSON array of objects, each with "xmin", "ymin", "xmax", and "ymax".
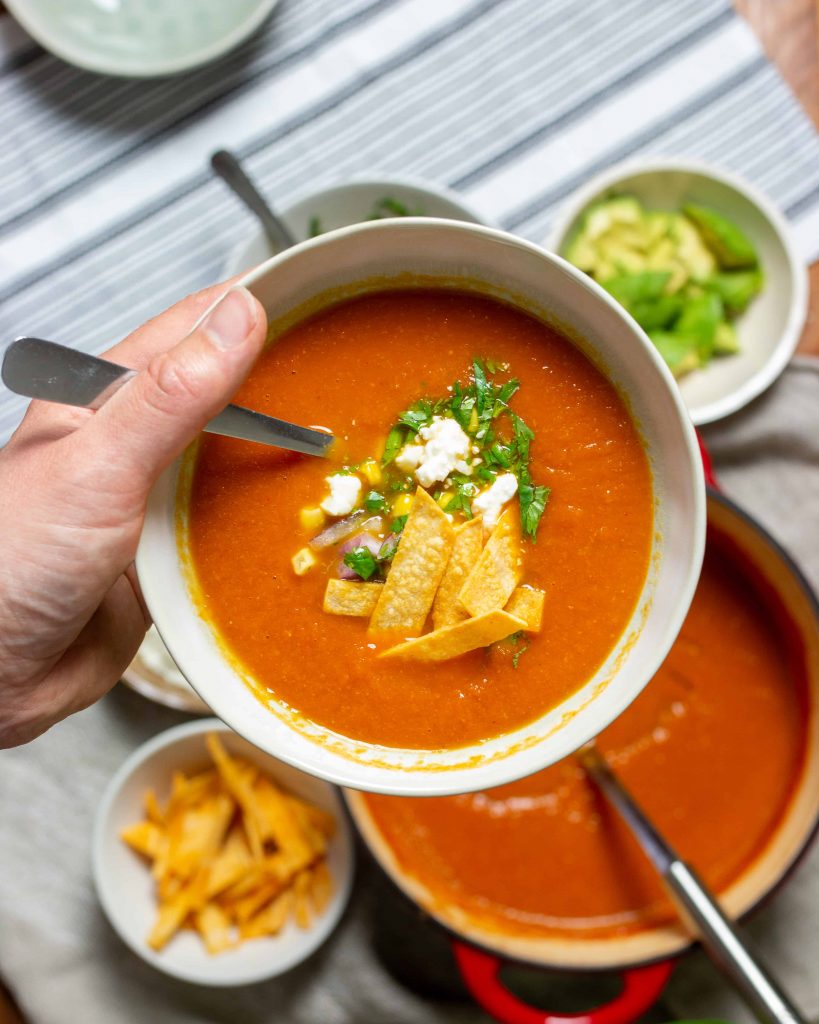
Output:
[{"xmin": 0, "ymin": 360, "xmax": 817, "ymax": 1024}]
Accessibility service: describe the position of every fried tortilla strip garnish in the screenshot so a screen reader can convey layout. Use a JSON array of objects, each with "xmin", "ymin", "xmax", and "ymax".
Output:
[
  {"xmin": 380, "ymin": 609, "xmax": 527, "ymax": 662},
  {"xmin": 195, "ymin": 902, "xmax": 233, "ymax": 955},
  {"xmin": 206, "ymin": 733, "xmax": 265, "ymax": 860},
  {"xmin": 323, "ymin": 579, "xmax": 383, "ymax": 617},
  {"xmin": 309, "ymin": 860, "xmax": 334, "ymax": 915},
  {"xmin": 505, "ymin": 586, "xmax": 545, "ymax": 633},
  {"xmin": 166, "ymin": 793, "xmax": 235, "ymax": 882},
  {"xmin": 432, "ymin": 518, "xmax": 484, "ymax": 629},
  {"xmin": 369, "ymin": 487, "xmax": 454, "ymax": 636},
  {"xmin": 458, "ymin": 508, "xmax": 523, "ymax": 618},
  {"xmin": 253, "ymin": 777, "xmax": 315, "ymax": 867},
  {"xmin": 206, "ymin": 824, "xmax": 252, "ymax": 899},
  {"xmin": 147, "ymin": 867, "xmax": 210, "ymax": 951},
  {"xmin": 121, "ymin": 821, "xmax": 163, "ymax": 860},
  {"xmin": 293, "ymin": 870, "xmax": 313, "ymax": 930},
  {"xmin": 240, "ymin": 890, "xmax": 294, "ymax": 940}
]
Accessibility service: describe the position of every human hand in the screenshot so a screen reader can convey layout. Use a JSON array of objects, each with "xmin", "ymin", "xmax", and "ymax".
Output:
[{"xmin": 0, "ymin": 284, "xmax": 268, "ymax": 746}]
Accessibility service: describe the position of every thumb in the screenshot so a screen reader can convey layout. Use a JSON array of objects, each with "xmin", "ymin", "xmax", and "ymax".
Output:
[{"xmin": 79, "ymin": 286, "xmax": 267, "ymax": 492}]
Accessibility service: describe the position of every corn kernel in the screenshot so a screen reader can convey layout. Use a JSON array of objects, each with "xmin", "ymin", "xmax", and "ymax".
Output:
[
  {"xmin": 291, "ymin": 547, "xmax": 317, "ymax": 576},
  {"xmin": 437, "ymin": 491, "xmax": 454, "ymax": 510},
  {"xmin": 360, "ymin": 458, "xmax": 382, "ymax": 486},
  {"xmin": 299, "ymin": 506, "xmax": 325, "ymax": 532},
  {"xmin": 392, "ymin": 493, "xmax": 414, "ymax": 518}
]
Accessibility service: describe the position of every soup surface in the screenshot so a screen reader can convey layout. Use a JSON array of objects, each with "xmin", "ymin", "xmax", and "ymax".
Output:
[
  {"xmin": 186, "ymin": 289, "xmax": 653, "ymax": 749},
  {"xmin": 361, "ymin": 539, "xmax": 808, "ymax": 937}
]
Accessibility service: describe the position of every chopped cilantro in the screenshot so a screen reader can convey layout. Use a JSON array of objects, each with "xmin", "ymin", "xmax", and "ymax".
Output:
[
  {"xmin": 342, "ymin": 547, "xmax": 378, "ymax": 580},
  {"xmin": 364, "ymin": 491, "xmax": 388, "ymax": 513},
  {"xmin": 476, "ymin": 466, "xmax": 497, "ymax": 482},
  {"xmin": 512, "ymin": 637, "xmax": 529, "ymax": 668},
  {"xmin": 518, "ymin": 469, "xmax": 551, "ymax": 542},
  {"xmin": 308, "ymin": 215, "xmax": 322, "ymax": 237},
  {"xmin": 398, "ymin": 399, "xmax": 434, "ymax": 433},
  {"xmin": 367, "ymin": 196, "xmax": 423, "ymax": 219},
  {"xmin": 510, "ymin": 412, "xmax": 534, "ymax": 464},
  {"xmin": 390, "ymin": 514, "xmax": 408, "ymax": 533},
  {"xmin": 472, "ymin": 359, "xmax": 491, "ymax": 415},
  {"xmin": 382, "ymin": 426, "xmax": 405, "ymax": 467}
]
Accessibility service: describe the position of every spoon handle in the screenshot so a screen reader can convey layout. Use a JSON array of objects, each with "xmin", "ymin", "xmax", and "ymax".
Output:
[
  {"xmin": 211, "ymin": 149, "xmax": 297, "ymax": 252},
  {"xmin": 2, "ymin": 337, "xmax": 333, "ymax": 457},
  {"xmin": 580, "ymin": 745, "xmax": 807, "ymax": 1024}
]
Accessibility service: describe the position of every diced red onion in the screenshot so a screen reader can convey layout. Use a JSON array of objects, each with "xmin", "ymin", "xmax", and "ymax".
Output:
[
  {"xmin": 337, "ymin": 532, "xmax": 382, "ymax": 580},
  {"xmin": 309, "ymin": 510, "xmax": 372, "ymax": 550}
]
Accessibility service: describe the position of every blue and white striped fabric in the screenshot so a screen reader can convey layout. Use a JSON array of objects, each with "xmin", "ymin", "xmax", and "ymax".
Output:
[{"xmin": 1, "ymin": 0, "xmax": 818, "ymax": 445}]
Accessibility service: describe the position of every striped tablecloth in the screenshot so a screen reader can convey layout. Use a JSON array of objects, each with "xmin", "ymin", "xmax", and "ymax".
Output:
[{"xmin": 2, "ymin": 0, "xmax": 819, "ymax": 447}]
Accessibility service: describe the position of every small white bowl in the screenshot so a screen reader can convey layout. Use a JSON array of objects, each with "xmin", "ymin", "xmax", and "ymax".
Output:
[
  {"xmin": 136, "ymin": 218, "xmax": 705, "ymax": 797},
  {"xmin": 92, "ymin": 720, "xmax": 354, "ymax": 986},
  {"xmin": 548, "ymin": 159, "xmax": 808, "ymax": 426},
  {"xmin": 223, "ymin": 176, "xmax": 492, "ymax": 276},
  {"xmin": 5, "ymin": 0, "xmax": 279, "ymax": 78}
]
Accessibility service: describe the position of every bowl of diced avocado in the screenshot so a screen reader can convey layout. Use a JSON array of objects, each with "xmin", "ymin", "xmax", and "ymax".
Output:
[{"xmin": 551, "ymin": 160, "xmax": 807, "ymax": 425}]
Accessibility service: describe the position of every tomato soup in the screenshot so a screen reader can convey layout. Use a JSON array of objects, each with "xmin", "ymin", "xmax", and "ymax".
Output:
[
  {"xmin": 361, "ymin": 539, "xmax": 808, "ymax": 937},
  {"xmin": 185, "ymin": 290, "xmax": 653, "ymax": 749}
]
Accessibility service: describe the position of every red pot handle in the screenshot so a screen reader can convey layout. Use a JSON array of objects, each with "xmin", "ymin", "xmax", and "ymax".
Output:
[
  {"xmin": 697, "ymin": 432, "xmax": 718, "ymax": 489},
  {"xmin": 453, "ymin": 941, "xmax": 674, "ymax": 1024}
]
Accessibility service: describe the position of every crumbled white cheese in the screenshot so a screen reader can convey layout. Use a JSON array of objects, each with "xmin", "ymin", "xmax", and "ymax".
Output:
[
  {"xmin": 413, "ymin": 416, "xmax": 472, "ymax": 488},
  {"xmin": 473, "ymin": 472, "xmax": 518, "ymax": 529},
  {"xmin": 394, "ymin": 443, "xmax": 424, "ymax": 474},
  {"xmin": 320, "ymin": 474, "xmax": 361, "ymax": 516}
]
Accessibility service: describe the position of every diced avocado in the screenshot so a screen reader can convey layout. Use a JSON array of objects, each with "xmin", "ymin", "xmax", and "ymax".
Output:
[
  {"xmin": 670, "ymin": 214, "xmax": 717, "ymax": 279},
  {"xmin": 597, "ymin": 238, "xmax": 645, "ymax": 274},
  {"xmin": 607, "ymin": 224, "xmax": 650, "ymax": 251},
  {"xmin": 664, "ymin": 259, "xmax": 690, "ymax": 294},
  {"xmin": 704, "ymin": 269, "xmax": 764, "ymax": 315},
  {"xmin": 601, "ymin": 271, "xmax": 671, "ymax": 306},
  {"xmin": 645, "ymin": 237, "xmax": 676, "ymax": 269},
  {"xmin": 564, "ymin": 231, "xmax": 598, "ymax": 272},
  {"xmin": 630, "ymin": 295, "xmax": 684, "ymax": 332},
  {"xmin": 674, "ymin": 292, "xmax": 723, "ymax": 363},
  {"xmin": 643, "ymin": 211, "xmax": 673, "ymax": 246},
  {"xmin": 649, "ymin": 331, "xmax": 701, "ymax": 378},
  {"xmin": 714, "ymin": 320, "xmax": 740, "ymax": 355},
  {"xmin": 682, "ymin": 203, "xmax": 758, "ymax": 269},
  {"xmin": 583, "ymin": 196, "xmax": 643, "ymax": 239}
]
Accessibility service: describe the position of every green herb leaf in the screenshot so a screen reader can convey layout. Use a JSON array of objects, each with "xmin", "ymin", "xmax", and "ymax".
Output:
[
  {"xmin": 364, "ymin": 491, "xmax": 388, "ymax": 513},
  {"xmin": 473, "ymin": 359, "xmax": 490, "ymax": 415},
  {"xmin": 510, "ymin": 412, "xmax": 535, "ymax": 464},
  {"xmin": 398, "ymin": 399, "xmax": 434, "ymax": 433},
  {"xmin": 390, "ymin": 515, "xmax": 409, "ymax": 534},
  {"xmin": 512, "ymin": 638, "xmax": 529, "ymax": 668},
  {"xmin": 519, "ymin": 472, "xmax": 551, "ymax": 542},
  {"xmin": 308, "ymin": 215, "xmax": 322, "ymax": 238},
  {"xmin": 343, "ymin": 547, "xmax": 378, "ymax": 580},
  {"xmin": 382, "ymin": 426, "xmax": 405, "ymax": 466}
]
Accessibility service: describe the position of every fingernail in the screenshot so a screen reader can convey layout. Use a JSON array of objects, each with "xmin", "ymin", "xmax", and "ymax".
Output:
[{"xmin": 202, "ymin": 287, "xmax": 257, "ymax": 350}]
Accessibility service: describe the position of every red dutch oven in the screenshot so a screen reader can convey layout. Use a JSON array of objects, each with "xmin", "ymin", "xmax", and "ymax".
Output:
[{"xmin": 346, "ymin": 457, "xmax": 819, "ymax": 1023}]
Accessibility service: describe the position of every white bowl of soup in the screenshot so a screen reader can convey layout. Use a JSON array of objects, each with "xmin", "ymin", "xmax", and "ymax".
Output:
[{"xmin": 136, "ymin": 219, "xmax": 705, "ymax": 795}]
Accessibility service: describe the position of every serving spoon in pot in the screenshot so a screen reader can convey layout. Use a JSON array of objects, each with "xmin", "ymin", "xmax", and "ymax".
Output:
[
  {"xmin": 1, "ymin": 337, "xmax": 334, "ymax": 457},
  {"xmin": 579, "ymin": 743, "xmax": 807, "ymax": 1024}
]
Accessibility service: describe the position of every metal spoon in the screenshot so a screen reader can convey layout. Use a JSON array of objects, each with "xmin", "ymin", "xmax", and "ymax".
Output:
[
  {"xmin": 578, "ymin": 743, "xmax": 807, "ymax": 1024},
  {"xmin": 211, "ymin": 149, "xmax": 297, "ymax": 252},
  {"xmin": 1, "ymin": 337, "xmax": 333, "ymax": 457}
]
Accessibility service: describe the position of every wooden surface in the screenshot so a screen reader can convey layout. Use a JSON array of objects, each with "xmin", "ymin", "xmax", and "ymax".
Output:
[
  {"xmin": 0, "ymin": 4, "xmax": 816, "ymax": 1024},
  {"xmin": 735, "ymin": 0, "xmax": 819, "ymax": 356}
]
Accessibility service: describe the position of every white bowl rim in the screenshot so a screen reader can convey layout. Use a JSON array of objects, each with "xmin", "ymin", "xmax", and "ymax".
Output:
[
  {"xmin": 547, "ymin": 156, "xmax": 809, "ymax": 427},
  {"xmin": 222, "ymin": 173, "xmax": 494, "ymax": 278},
  {"xmin": 4, "ymin": 0, "xmax": 280, "ymax": 77},
  {"xmin": 92, "ymin": 718, "xmax": 355, "ymax": 985},
  {"xmin": 139, "ymin": 216, "xmax": 705, "ymax": 797}
]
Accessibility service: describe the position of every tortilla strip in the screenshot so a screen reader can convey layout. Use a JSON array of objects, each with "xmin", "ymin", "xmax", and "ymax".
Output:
[
  {"xmin": 432, "ymin": 518, "xmax": 483, "ymax": 630},
  {"xmin": 323, "ymin": 579, "xmax": 382, "ymax": 617},
  {"xmin": 369, "ymin": 488, "xmax": 454, "ymax": 637},
  {"xmin": 505, "ymin": 587, "xmax": 545, "ymax": 633},
  {"xmin": 380, "ymin": 610, "xmax": 526, "ymax": 662},
  {"xmin": 458, "ymin": 508, "xmax": 523, "ymax": 618}
]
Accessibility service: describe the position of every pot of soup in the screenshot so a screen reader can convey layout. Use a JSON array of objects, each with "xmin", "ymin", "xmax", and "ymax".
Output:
[{"xmin": 345, "ymin": 484, "xmax": 819, "ymax": 1023}]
